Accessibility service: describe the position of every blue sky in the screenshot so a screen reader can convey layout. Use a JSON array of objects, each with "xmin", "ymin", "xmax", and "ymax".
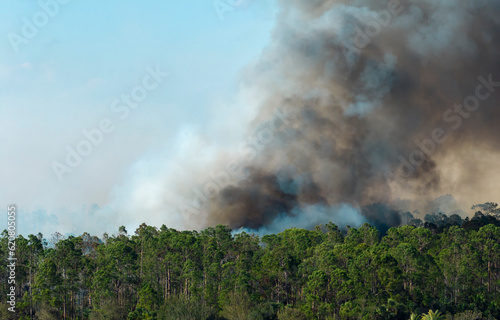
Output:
[{"xmin": 0, "ymin": 0, "xmax": 278, "ymax": 236}]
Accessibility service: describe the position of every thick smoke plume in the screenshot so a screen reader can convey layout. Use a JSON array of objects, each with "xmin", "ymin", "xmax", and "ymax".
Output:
[{"xmin": 126, "ymin": 0, "xmax": 500, "ymax": 233}]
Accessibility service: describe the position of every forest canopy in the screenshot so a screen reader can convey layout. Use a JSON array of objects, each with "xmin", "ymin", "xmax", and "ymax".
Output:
[{"xmin": 1, "ymin": 209, "xmax": 499, "ymax": 320}]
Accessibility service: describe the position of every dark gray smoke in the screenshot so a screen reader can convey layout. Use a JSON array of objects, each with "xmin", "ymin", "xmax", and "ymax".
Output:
[{"xmin": 185, "ymin": 0, "xmax": 500, "ymax": 231}]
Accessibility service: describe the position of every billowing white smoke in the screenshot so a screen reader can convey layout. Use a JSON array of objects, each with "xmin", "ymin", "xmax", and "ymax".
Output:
[
  {"xmin": 234, "ymin": 203, "xmax": 367, "ymax": 236},
  {"xmin": 102, "ymin": 0, "xmax": 500, "ymax": 233}
]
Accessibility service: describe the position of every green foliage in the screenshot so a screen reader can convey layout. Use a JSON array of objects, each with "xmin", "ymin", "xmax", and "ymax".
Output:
[
  {"xmin": 410, "ymin": 312, "xmax": 421, "ymax": 320},
  {"xmin": 421, "ymin": 309, "xmax": 445, "ymax": 320},
  {"xmin": 89, "ymin": 297, "xmax": 128, "ymax": 320},
  {"xmin": 220, "ymin": 291, "xmax": 253, "ymax": 320},
  {"xmin": 452, "ymin": 310, "xmax": 483, "ymax": 320},
  {"xmin": 277, "ymin": 306, "xmax": 307, "ymax": 320},
  {"xmin": 0, "ymin": 221, "xmax": 499, "ymax": 319},
  {"xmin": 156, "ymin": 295, "xmax": 212, "ymax": 320},
  {"xmin": 36, "ymin": 303, "xmax": 62, "ymax": 320}
]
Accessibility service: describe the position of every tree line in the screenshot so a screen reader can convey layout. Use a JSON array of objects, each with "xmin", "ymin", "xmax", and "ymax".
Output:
[{"xmin": 1, "ymin": 209, "xmax": 499, "ymax": 319}]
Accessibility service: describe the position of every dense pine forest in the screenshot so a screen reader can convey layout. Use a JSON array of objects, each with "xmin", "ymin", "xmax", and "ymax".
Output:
[{"xmin": 1, "ymin": 210, "xmax": 500, "ymax": 320}]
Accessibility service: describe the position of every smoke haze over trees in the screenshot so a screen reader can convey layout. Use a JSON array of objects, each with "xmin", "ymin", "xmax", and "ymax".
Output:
[{"xmin": 144, "ymin": 0, "xmax": 500, "ymax": 234}]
